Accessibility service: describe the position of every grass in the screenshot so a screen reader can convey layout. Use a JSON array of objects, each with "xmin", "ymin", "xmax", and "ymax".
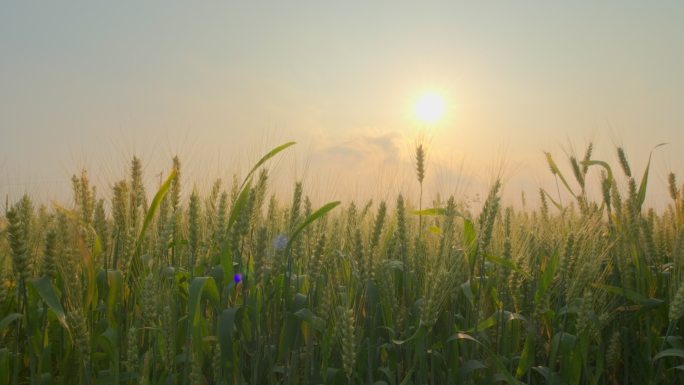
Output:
[{"xmin": 1, "ymin": 141, "xmax": 684, "ymax": 385}]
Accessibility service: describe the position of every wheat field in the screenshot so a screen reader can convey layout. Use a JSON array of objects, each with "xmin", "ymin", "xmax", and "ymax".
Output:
[{"xmin": 1, "ymin": 142, "xmax": 683, "ymax": 385}]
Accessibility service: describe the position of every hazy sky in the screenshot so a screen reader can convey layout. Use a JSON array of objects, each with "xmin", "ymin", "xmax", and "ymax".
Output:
[{"xmin": 1, "ymin": 1, "xmax": 683, "ymax": 208}]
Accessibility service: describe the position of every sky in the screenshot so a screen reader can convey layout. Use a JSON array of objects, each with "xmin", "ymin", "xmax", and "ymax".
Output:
[{"xmin": 1, "ymin": 1, "xmax": 683, "ymax": 209}]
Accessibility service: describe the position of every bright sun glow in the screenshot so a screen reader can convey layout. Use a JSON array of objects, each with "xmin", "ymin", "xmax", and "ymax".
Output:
[{"xmin": 414, "ymin": 92, "xmax": 446, "ymax": 124}]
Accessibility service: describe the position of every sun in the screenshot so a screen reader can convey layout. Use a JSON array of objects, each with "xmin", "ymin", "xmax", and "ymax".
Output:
[{"xmin": 414, "ymin": 92, "xmax": 446, "ymax": 124}]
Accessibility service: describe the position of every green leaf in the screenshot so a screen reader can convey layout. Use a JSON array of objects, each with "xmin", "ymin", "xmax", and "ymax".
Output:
[
  {"xmin": 549, "ymin": 332, "xmax": 577, "ymax": 365},
  {"xmin": 516, "ymin": 334, "xmax": 535, "ymax": 377},
  {"xmin": 129, "ymin": 168, "xmax": 177, "ymax": 286},
  {"xmin": 412, "ymin": 207, "xmax": 446, "ymax": 216},
  {"xmin": 485, "ymin": 254, "xmax": 530, "ymax": 278},
  {"xmin": 393, "ymin": 326, "xmax": 425, "ymax": 345},
  {"xmin": 76, "ymin": 235, "xmax": 98, "ymax": 311},
  {"xmin": 188, "ymin": 277, "xmax": 219, "ymax": 328},
  {"xmin": 326, "ymin": 368, "xmax": 341, "ymax": 383},
  {"xmin": 226, "ymin": 179, "xmax": 252, "ymax": 235},
  {"xmin": 218, "ymin": 307, "xmax": 241, "ymax": 365},
  {"xmin": 581, "ymin": 160, "xmax": 613, "ymax": 185},
  {"xmin": 535, "ymin": 252, "xmax": 559, "ymax": 306},
  {"xmin": 427, "ymin": 225, "xmax": 442, "ymax": 235},
  {"xmin": 541, "ymin": 188, "xmax": 563, "ymax": 210},
  {"xmin": 461, "ymin": 281, "xmax": 475, "ymax": 306},
  {"xmin": 220, "ymin": 142, "xmax": 296, "ymax": 273},
  {"xmin": 636, "ymin": 143, "xmax": 667, "ymax": 210},
  {"xmin": 0, "ymin": 348, "xmax": 9, "ymax": 385},
  {"xmin": 0, "ymin": 313, "xmax": 21, "ymax": 332},
  {"xmin": 457, "ymin": 360, "xmax": 487, "ymax": 382},
  {"xmin": 532, "ymin": 366, "xmax": 566, "ymax": 385},
  {"xmin": 97, "ymin": 327, "xmax": 119, "ymax": 360},
  {"xmin": 446, "ymin": 332, "xmax": 481, "ymax": 345},
  {"xmin": 105, "ymin": 270, "xmax": 123, "ymax": 322},
  {"xmin": 545, "ymin": 152, "xmax": 576, "ymax": 198},
  {"xmin": 219, "ymin": 180, "xmax": 252, "ymax": 282},
  {"xmin": 239, "ymin": 141, "xmax": 296, "ymax": 192},
  {"xmin": 379, "ymin": 259, "xmax": 404, "ymax": 272},
  {"xmin": 596, "ymin": 284, "xmax": 664, "ymax": 308},
  {"xmin": 287, "ymin": 201, "xmax": 341, "ymax": 250},
  {"xmin": 29, "ymin": 276, "xmax": 68, "ymax": 330},
  {"xmin": 463, "ymin": 219, "xmax": 477, "ymax": 271},
  {"xmin": 465, "ymin": 310, "xmax": 526, "ymax": 333},
  {"xmin": 654, "ymin": 348, "xmax": 684, "ymax": 361},
  {"xmin": 293, "ymin": 308, "xmax": 324, "ymax": 332},
  {"xmin": 135, "ymin": 168, "xmax": 177, "ymax": 254}
]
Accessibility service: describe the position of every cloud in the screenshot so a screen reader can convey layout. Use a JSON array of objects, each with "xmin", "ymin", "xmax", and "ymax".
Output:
[{"xmin": 320, "ymin": 132, "xmax": 402, "ymax": 165}]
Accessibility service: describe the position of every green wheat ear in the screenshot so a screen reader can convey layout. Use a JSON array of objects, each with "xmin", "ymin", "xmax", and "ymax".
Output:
[
  {"xmin": 670, "ymin": 283, "xmax": 684, "ymax": 323},
  {"xmin": 669, "ymin": 172, "xmax": 678, "ymax": 201},
  {"xmin": 617, "ymin": 147, "xmax": 632, "ymax": 177},
  {"xmin": 415, "ymin": 144, "xmax": 426, "ymax": 184},
  {"xmin": 6, "ymin": 206, "xmax": 29, "ymax": 281},
  {"xmin": 41, "ymin": 229, "xmax": 57, "ymax": 280},
  {"xmin": 338, "ymin": 306, "xmax": 357, "ymax": 380},
  {"xmin": 212, "ymin": 341, "xmax": 224, "ymax": 385},
  {"xmin": 606, "ymin": 330, "xmax": 622, "ymax": 369},
  {"xmin": 126, "ymin": 326, "xmax": 138, "ymax": 374},
  {"xmin": 67, "ymin": 308, "xmax": 91, "ymax": 370},
  {"xmin": 188, "ymin": 188, "xmax": 200, "ymax": 261}
]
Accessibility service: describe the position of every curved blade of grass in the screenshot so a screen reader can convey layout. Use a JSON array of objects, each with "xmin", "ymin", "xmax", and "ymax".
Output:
[
  {"xmin": 225, "ymin": 141, "xmax": 296, "ymax": 235},
  {"xmin": 448, "ymin": 332, "xmax": 522, "ymax": 384},
  {"xmin": 393, "ymin": 325, "xmax": 425, "ymax": 345},
  {"xmin": 549, "ymin": 332, "xmax": 577, "ymax": 365},
  {"xmin": 293, "ymin": 308, "xmax": 325, "ymax": 332},
  {"xmin": 465, "ymin": 310, "xmax": 527, "ymax": 333},
  {"xmin": 463, "ymin": 218, "xmax": 477, "ymax": 271},
  {"xmin": 188, "ymin": 276, "xmax": 220, "ymax": 328},
  {"xmin": 653, "ymin": 348, "xmax": 684, "ymax": 361},
  {"xmin": 531, "ymin": 366, "xmax": 564, "ymax": 385},
  {"xmin": 239, "ymin": 141, "xmax": 296, "ymax": 191},
  {"xmin": 287, "ymin": 201, "xmax": 340, "ymax": 250},
  {"xmin": 226, "ymin": 179, "xmax": 252, "ymax": 235},
  {"xmin": 545, "ymin": 152, "xmax": 576, "ymax": 198},
  {"xmin": 541, "ymin": 189, "xmax": 563, "ymax": 211},
  {"xmin": 485, "ymin": 254, "xmax": 531, "ymax": 279},
  {"xmin": 218, "ymin": 179, "xmax": 252, "ymax": 282},
  {"xmin": 428, "ymin": 225, "xmax": 442, "ymax": 235},
  {"xmin": 219, "ymin": 143, "xmax": 296, "ymax": 282},
  {"xmin": 458, "ymin": 360, "xmax": 488, "ymax": 383},
  {"xmin": 105, "ymin": 270, "xmax": 123, "ymax": 322},
  {"xmin": 0, "ymin": 313, "xmax": 21, "ymax": 332},
  {"xmin": 516, "ymin": 333, "xmax": 535, "ymax": 377},
  {"xmin": 135, "ymin": 168, "xmax": 177, "ymax": 253},
  {"xmin": 126, "ymin": 168, "xmax": 176, "ymax": 289},
  {"xmin": 446, "ymin": 332, "xmax": 481, "ymax": 344},
  {"xmin": 76, "ymin": 234, "xmax": 98, "ymax": 310},
  {"xmin": 29, "ymin": 277, "xmax": 68, "ymax": 330},
  {"xmin": 595, "ymin": 283, "xmax": 664, "ymax": 307},
  {"xmin": 581, "ymin": 160, "xmax": 613, "ymax": 185},
  {"xmin": 412, "ymin": 208, "xmax": 446, "ymax": 216},
  {"xmin": 637, "ymin": 143, "xmax": 667, "ymax": 210},
  {"xmin": 218, "ymin": 307, "xmax": 241, "ymax": 367},
  {"xmin": 536, "ymin": 251, "xmax": 559, "ymax": 303}
]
